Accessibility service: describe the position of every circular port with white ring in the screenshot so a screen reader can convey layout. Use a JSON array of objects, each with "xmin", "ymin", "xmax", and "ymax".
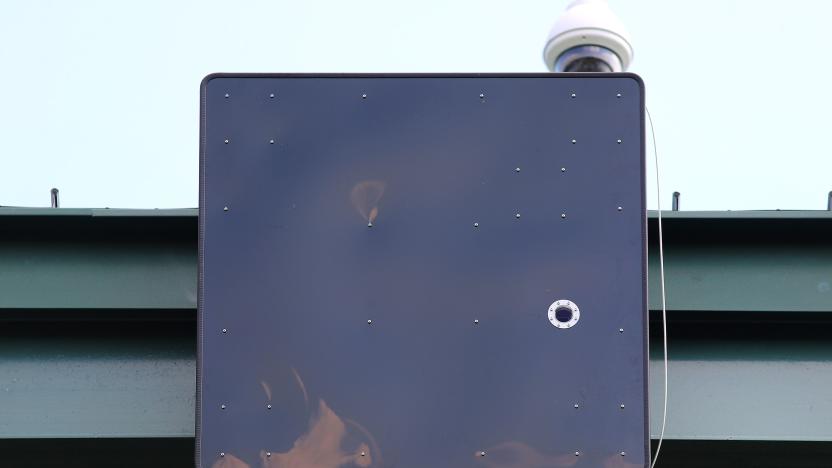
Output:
[{"xmin": 548, "ymin": 299, "xmax": 580, "ymax": 329}]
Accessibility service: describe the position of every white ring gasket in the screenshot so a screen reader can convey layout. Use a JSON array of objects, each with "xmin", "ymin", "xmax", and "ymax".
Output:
[{"xmin": 548, "ymin": 299, "xmax": 580, "ymax": 329}]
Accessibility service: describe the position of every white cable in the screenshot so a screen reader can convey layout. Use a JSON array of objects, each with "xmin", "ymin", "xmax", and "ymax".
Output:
[{"xmin": 647, "ymin": 107, "xmax": 668, "ymax": 468}]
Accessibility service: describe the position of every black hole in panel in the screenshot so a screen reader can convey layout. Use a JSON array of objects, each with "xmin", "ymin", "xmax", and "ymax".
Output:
[{"xmin": 555, "ymin": 307, "xmax": 573, "ymax": 323}]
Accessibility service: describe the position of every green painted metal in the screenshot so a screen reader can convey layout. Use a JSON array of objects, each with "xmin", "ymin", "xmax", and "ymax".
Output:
[
  {"xmin": 648, "ymin": 338, "xmax": 832, "ymax": 441},
  {"xmin": 0, "ymin": 208, "xmax": 197, "ymax": 311},
  {"xmin": 2, "ymin": 208, "xmax": 832, "ymax": 445},
  {"xmin": 0, "ymin": 241, "xmax": 197, "ymax": 310},
  {"xmin": 0, "ymin": 322, "xmax": 195, "ymax": 438},
  {"xmin": 3, "ymin": 321, "xmax": 831, "ymax": 442},
  {"xmin": 647, "ymin": 244, "xmax": 832, "ymax": 312},
  {"xmin": 1, "ymin": 208, "xmax": 831, "ymax": 313}
]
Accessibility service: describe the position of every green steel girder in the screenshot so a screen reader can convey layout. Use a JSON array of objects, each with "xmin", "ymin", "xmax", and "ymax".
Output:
[
  {"xmin": 2, "ymin": 318, "xmax": 832, "ymax": 441},
  {"xmin": 0, "ymin": 322, "xmax": 195, "ymax": 439},
  {"xmin": 2, "ymin": 208, "xmax": 832, "ymax": 443},
  {"xmin": 1, "ymin": 208, "xmax": 831, "ymax": 313}
]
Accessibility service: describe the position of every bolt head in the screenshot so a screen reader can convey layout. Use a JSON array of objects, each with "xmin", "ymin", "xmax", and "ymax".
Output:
[
  {"xmin": 222, "ymin": 328, "xmax": 227, "ymax": 333},
  {"xmin": 515, "ymin": 213, "xmax": 521, "ymax": 219},
  {"xmin": 269, "ymin": 139, "xmax": 275, "ymax": 144},
  {"xmin": 619, "ymin": 328, "xmax": 624, "ymax": 333},
  {"xmin": 474, "ymin": 319, "xmax": 479, "ymax": 324},
  {"xmin": 575, "ymin": 451, "xmax": 580, "ymax": 456},
  {"xmin": 269, "ymin": 93, "xmax": 275, "ymax": 98},
  {"xmin": 224, "ymin": 93, "xmax": 229, "ymax": 98},
  {"xmin": 223, "ymin": 206, "xmax": 229, "ymax": 212},
  {"xmin": 479, "ymin": 93, "xmax": 484, "ymax": 98},
  {"xmin": 267, "ymin": 452, "xmax": 272, "ymax": 457},
  {"xmin": 224, "ymin": 139, "xmax": 229, "ymax": 144},
  {"xmin": 361, "ymin": 93, "xmax": 367, "ymax": 99},
  {"xmin": 361, "ymin": 451, "xmax": 367, "ymax": 457},
  {"xmin": 515, "ymin": 167, "xmax": 520, "ymax": 172},
  {"xmin": 267, "ymin": 404, "xmax": 272, "ymax": 409},
  {"xmin": 479, "ymin": 451, "xmax": 486, "ymax": 457},
  {"xmin": 618, "ymin": 206, "xmax": 623, "ymax": 211},
  {"xmin": 473, "ymin": 222, "xmax": 479, "ymax": 228},
  {"xmin": 620, "ymin": 404, "xmax": 625, "ymax": 409},
  {"xmin": 574, "ymin": 403, "xmax": 579, "ymax": 408},
  {"xmin": 571, "ymin": 93, "xmax": 576, "ymax": 98},
  {"xmin": 561, "ymin": 213, "xmax": 566, "ymax": 219},
  {"xmin": 617, "ymin": 139, "xmax": 622, "ymax": 144},
  {"xmin": 367, "ymin": 319, "xmax": 373, "ymax": 325},
  {"xmin": 220, "ymin": 404, "xmax": 226, "ymax": 409},
  {"xmin": 617, "ymin": 93, "xmax": 622, "ymax": 98},
  {"xmin": 561, "ymin": 167, "xmax": 566, "ymax": 172},
  {"xmin": 621, "ymin": 451, "xmax": 626, "ymax": 456},
  {"xmin": 571, "ymin": 139, "xmax": 576, "ymax": 144},
  {"xmin": 220, "ymin": 452, "xmax": 225, "ymax": 457}
]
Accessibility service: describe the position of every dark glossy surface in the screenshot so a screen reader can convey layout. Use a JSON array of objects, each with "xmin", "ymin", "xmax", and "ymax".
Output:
[{"xmin": 199, "ymin": 74, "xmax": 647, "ymax": 468}]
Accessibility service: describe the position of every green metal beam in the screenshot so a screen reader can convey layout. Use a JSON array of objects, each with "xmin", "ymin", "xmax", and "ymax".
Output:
[
  {"xmin": 0, "ymin": 208, "xmax": 196, "ymax": 311},
  {"xmin": 648, "ymin": 335, "xmax": 832, "ymax": 441},
  {"xmin": 647, "ymin": 244, "xmax": 832, "ymax": 312},
  {"xmin": 0, "ymin": 322, "xmax": 195, "ymax": 438},
  {"xmin": 0, "ymin": 241, "xmax": 197, "ymax": 310},
  {"xmin": 1, "ymin": 208, "xmax": 831, "ymax": 313},
  {"xmin": 2, "ymin": 208, "xmax": 832, "ymax": 442},
  {"xmin": 2, "ymin": 318, "xmax": 831, "ymax": 441}
]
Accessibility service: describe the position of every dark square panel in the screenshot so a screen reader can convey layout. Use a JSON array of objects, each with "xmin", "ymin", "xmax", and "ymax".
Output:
[{"xmin": 198, "ymin": 73, "xmax": 647, "ymax": 468}]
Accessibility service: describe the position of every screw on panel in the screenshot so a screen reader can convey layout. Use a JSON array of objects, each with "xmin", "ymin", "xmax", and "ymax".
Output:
[
  {"xmin": 479, "ymin": 93, "xmax": 485, "ymax": 99},
  {"xmin": 571, "ymin": 139, "xmax": 577, "ymax": 144},
  {"xmin": 617, "ymin": 139, "xmax": 622, "ymax": 144},
  {"xmin": 269, "ymin": 93, "xmax": 275, "ymax": 98},
  {"xmin": 618, "ymin": 206, "xmax": 623, "ymax": 211},
  {"xmin": 561, "ymin": 167, "xmax": 566, "ymax": 172},
  {"xmin": 224, "ymin": 139, "xmax": 230, "ymax": 144},
  {"xmin": 269, "ymin": 139, "xmax": 275, "ymax": 144},
  {"xmin": 672, "ymin": 191, "xmax": 681, "ymax": 211},
  {"xmin": 367, "ymin": 222, "xmax": 373, "ymax": 228},
  {"xmin": 367, "ymin": 319, "xmax": 373, "ymax": 325},
  {"xmin": 571, "ymin": 93, "xmax": 576, "ymax": 98},
  {"xmin": 223, "ymin": 206, "xmax": 229, "ymax": 212},
  {"xmin": 224, "ymin": 93, "xmax": 229, "ymax": 98},
  {"xmin": 515, "ymin": 167, "xmax": 521, "ymax": 173},
  {"xmin": 220, "ymin": 404, "xmax": 226, "ymax": 410},
  {"xmin": 574, "ymin": 403, "xmax": 579, "ymax": 409},
  {"xmin": 474, "ymin": 319, "xmax": 479, "ymax": 325},
  {"xmin": 561, "ymin": 213, "xmax": 566, "ymax": 219},
  {"xmin": 220, "ymin": 452, "xmax": 225, "ymax": 458},
  {"xmin": 361, "ymin": 451, "xmax": 367, "ymax": 457},
  {"xmin": 575, "ymin": 451, "xmax": 580, "ymax": 457},
  {"xmin": 617, "ymin": 93, "xmax": 622, "ymax": 98},
  {"xmin": 222, "ymin": 328, "xmax": 228, "ymax": 333},
  {"xmin": 620, "ymin": 403, "xmax": 625, "ymax": 409},
  {"xmin": 361, "ymin": 93, "xmax": 367, "ymax": 99},
  {"xmin": 621, "ymin": 451, "xmax": 626, "ymax": 456},
  {"xmin": 267, "ymin": 452, "xmax": 272, "ymax": 457},
  {"xmin": 515, "ymin": 213, "xmax": 521, "ymax": 219},
  {"xmin": 479, "ymin": 451, "xmax": 486, "ymax": 457},
  {"xmin": 473, "ymin": 222, "xmax": 479, "ymax": 228},
  {"xmin": 619, "ymin": 328, "xmax": 624, "ymax": 333},
  {"xmin": 267, "ymin": 404, "xmax": 272, "ymax": 409}
]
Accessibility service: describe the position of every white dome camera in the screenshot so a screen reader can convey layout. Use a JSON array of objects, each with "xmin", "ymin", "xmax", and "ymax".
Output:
[{"xmin": 543, "ymin": 0, "xmax": 634, "ymax": 72}]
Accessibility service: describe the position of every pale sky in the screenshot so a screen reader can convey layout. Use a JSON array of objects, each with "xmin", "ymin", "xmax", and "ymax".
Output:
[{"xmin": 1, "ymin": 0, "xmax": 830, "ymax": 210}]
